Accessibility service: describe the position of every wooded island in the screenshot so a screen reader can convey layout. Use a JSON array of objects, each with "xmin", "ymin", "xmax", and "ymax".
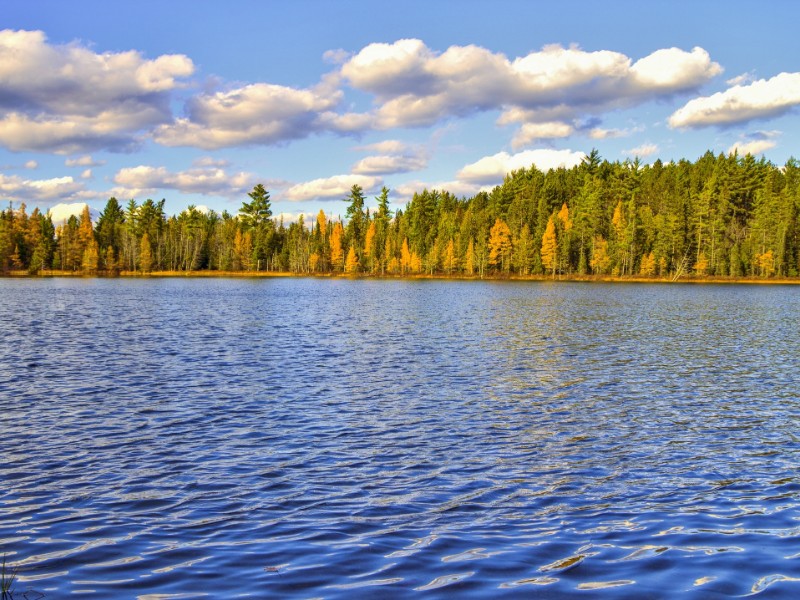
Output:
[{"xmin": 2, "ymin": 150, "xmax": 799, "ymax": 279}]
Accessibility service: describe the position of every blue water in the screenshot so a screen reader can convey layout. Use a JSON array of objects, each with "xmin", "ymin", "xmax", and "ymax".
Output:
[{"xmin": 1, "ymin": 278, "xmax": 799, "ymax": 598}]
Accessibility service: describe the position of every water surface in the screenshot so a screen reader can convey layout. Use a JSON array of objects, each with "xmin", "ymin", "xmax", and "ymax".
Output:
[{"xmin": 1, "ymin": 278, "xmax": 799, "ymax": 598}]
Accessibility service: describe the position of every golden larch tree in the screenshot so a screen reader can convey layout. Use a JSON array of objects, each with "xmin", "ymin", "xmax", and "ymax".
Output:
[
  {"xmin": 329, "ymin": 221, "xmax": 344, "ymax": 271},
  {"xmin": 488, "ymin": 218, "xmax": 512, "ymax": 273},
  {"xmin": 345, "ymin": 245, "xmax": 359, "ymax": 273},
  {"xmin": 400, "ymin": 238, "xmax": 412, "ymax": 274},
  {"xmin": 139, "ymin": 232, "xmax": 153, "ymax": 273},
  {"xmin": 590, "ymin": 235, "xmax": 611, "ymax": 274},
  {"xmin": 465, "ymin": 237, "xmax": 475, "ymax": 275},
  {"xmin": 557, "ymin": 202, "xmax": 572, "ymax": 231},
  {"xmin": 540, "ymin": 215, "xmax": 558, "ymax": 276},
  {"xmin": 444, "ymin": 239, "xmax": 457, "ymax": 274},
  {"xmin": 363, "ymin": 221, "xmax": 376, "ymax": 272},
  {"xmin": 640, "ymin": 251, "xmax": 656, "ymax": 276}
]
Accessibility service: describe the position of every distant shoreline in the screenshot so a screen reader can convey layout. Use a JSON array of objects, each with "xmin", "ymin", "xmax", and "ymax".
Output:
[{"xmin": 4, "ymin": 270, "xmax": 800, "ymax": 285}]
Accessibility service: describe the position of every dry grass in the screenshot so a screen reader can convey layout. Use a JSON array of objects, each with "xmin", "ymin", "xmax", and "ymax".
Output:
[{"xmin": 5, "ymin": 269, "xmax": 800, "ymax": 284}]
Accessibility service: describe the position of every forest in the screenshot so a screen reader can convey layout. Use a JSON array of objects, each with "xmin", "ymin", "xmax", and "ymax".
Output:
[{"xmin": 1, "ymin": 150, "xmax": 799, "ymax": 279}]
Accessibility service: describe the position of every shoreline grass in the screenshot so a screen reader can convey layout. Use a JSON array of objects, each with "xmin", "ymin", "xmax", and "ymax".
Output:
[{"xmin": 3, "ymin": 269, "xmax": 800, "ymax": 285}]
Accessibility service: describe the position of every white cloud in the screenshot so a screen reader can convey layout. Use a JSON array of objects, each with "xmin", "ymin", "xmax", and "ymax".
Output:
[
  {"xmin": 47, "ymin": 202, "xmax": 99, "ymax": 225},
  {"xmin": 113, "ymin": 164, "xmax": 258, "ymax": 198},
  {"xmin": 511, "ymin": 121, "xmax": 575, "ymax": 149},
  {"xmin": 283, "ymin": 174, "xmax": 382, "ymax": 201},
  {"xmin": 669, "ymin": 72, "xmax": 800, "ymax": 128},
  {"xmin": 728, "ymin": 139, "xmax": 777, "ymax": 155},
  {"xmin": 81, "ymin": 169, "xmax": 93, "ymax": 179},
  {"xmin": 341, "ymin": 40, "xmax": 721, "ymax": 129},
  {"xmin": 457, "ymin": 149, "xmax": 586, "ymax": 183},
  {"xmin": 622, "ymin": 143, "xmax": 659, "ymax": 157},
  {"xmin": 153, "ymin": 82, "xmax": 362, "ymax": 149},
  {"xmin": 322, "ymin": 49, "xmax": 351, "ymax": 65},
  {"xmin": 65, "ymin": 155, "xmax": 104, "ymax": 167},
  {"xmin": 726, "ymin": 72, "xmax": 755, "ymax": 86},
  {"xmin": 24, "ymin": 160, "xmax": 38, "ymax": 169},
  {"xmin": 0, "ymin": 29, "xmax": 194, "ymax": 153},
  {"xmin": 0, "ymin": 174, "xmax": 84, "ymax": 204},
  {"xmin": 354, "ymin": 140, "xmax": 411, "ymax": 154},
  {"xmin": 352, "ymin": 154, "xmax": 428, "ymax": 175},
  {"xmin": 350, "ymin": 140, "xmax": 429, "ymax": 175}
]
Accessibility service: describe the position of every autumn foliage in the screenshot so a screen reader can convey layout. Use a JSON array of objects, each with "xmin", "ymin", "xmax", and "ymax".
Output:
[{"xmin": 3, "ymin": 151, "xmax": 800, "ymax": 279}]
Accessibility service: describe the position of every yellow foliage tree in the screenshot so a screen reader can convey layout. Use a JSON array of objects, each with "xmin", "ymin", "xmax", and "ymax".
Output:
[
  {"xmin": 465, "ymin": 238, "xmax": 475, "ymax": 275},
  {"xmin": 444, "ymin": 239, "xmax": 457, "ymax": 274},
  {"xmin": 757, "ymin": 250, "xmax": 775, "ymax": 276},
  {"xmin": 81, "ymin": 240, "xmax": 99, "ymax": 273},
  {"xmin": 612, "ymin": 200, "xmax": 626, "ymax": 234},
  {"xmin": 400, "ymin": 238, "xmax": 412, "ymax": 274},
  {"xmin": 345, "ymin": 245, "xmax": 359, "ymax": 273},
  {"xmin": 330, "ymin": 221, "xmax": 344, "ymax": 271},
  {"xmin": 363, "ymin": 221, "xmax": 376, "ymax": 272},
  {"xmin": 316, "ymin": 209, "xmax": 327, "ymax": 238},
  {"xmin": 540, "ymin": 215, "xmax": 558, "ymax": 276},
  {"xmin": 557, "ymin": 202, "xmax": 572, "ymax": 231},
  {"xmin": 488, "ymin": 218, "xmax": 512, "ymax": 272},
  {"xmin": 640, "ymin": 251, "xmax": 656, "ymax": 276},
  {"xmin": 590, "ymin": 236, "xmax": 611, "ymax": 274},
  {"xmin": 694, "ymin": 252, "xmax": 708, "ymax": 275},
  {"xmin": 139, "ymin": 232, "xmax": 153, "ymax": 273},
  {"xmin": 309, "ymin": 252, "xmax": 320, "ymax": 272}
]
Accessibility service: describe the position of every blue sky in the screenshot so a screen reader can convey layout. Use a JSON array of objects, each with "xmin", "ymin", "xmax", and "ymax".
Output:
[{"xmin": 2, "ymin": 0, "xmax": 799, "ymax": 222}]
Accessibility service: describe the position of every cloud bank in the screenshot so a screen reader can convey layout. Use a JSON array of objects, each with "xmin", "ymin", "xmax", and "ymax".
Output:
[
  {"xmin": 670, "ymin": 72, "xmax": 800, "ymax": 128},
  {"xmin": 0, "ymin": 29, "xmax": 194, "ymax": 153}
]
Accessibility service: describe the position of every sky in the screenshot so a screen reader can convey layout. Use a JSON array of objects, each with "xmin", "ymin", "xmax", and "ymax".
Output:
[{"xmin": 2, "ymin": 0, "xmax": 799, "ymax": 223}]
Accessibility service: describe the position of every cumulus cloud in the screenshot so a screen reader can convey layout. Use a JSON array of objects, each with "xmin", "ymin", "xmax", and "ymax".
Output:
[
  {"xmin": 728, "ymin": 139, "xmax": 777, "ymax": 155},
  {"xmin": 622, "ymin": 143, "xmax": 659, "ymax": 157},
  {"xmin": 0, "ymin": 29, "xmax": 194, "ymax": 153},
  {"xmin": 283, "ymin": 174, "xmax": 382, "ymax": 202},
  {"xmin": 352, "ymin": 154, "xmax": 428, "ymax": 175},
  {"xmin": 113, "ymin": 164, "xmax": 258, "ymax": 198},
  {"xmin": 511, "ymin": 121, "xmax": 575, "ymax": 149},
  {"xmin": 24, "ymin": 160, "xmax": 38, "ymax": 169},
  {"xmin": 81, "ymin": 169, "xmax": 93, "ymax": 179},
  {"xmin": 341, "ymin": 40, "xmax": 721, "ymax": 129},
  {"xmin": 152, "ymin": 81, "xmax": 369, "ymax": 149},
  {"xmin": 350, "ymin": 139, "xmax": 428, "ymax": 175},
  {"xmin": 669, "ymin": 72, "xmax": 800, "ymax": 128},
  {"xmin": 0, "ymin": 173, "xmax": 84, "ymax": 204},
  {"xmin": 47, "ymin": 202, "xmax": 99, "ymax": 225},
  {"xmin": 728, "ymin": 130, "xmax": 780, "ymax": 156},
  {"xmin": 457, "ymin": 149, "xmax": 586, "ymax": 184}
]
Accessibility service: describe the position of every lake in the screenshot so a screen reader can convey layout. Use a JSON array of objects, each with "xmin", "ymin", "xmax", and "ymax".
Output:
[{"xmin": 1, "ymin": 278, "xmax": 799, "ymax": 598}]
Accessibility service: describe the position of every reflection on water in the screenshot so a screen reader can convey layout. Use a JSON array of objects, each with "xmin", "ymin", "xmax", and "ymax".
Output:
[{"xmin": 1, "ymin": 278, "xmax": 799, "ymax": 597}]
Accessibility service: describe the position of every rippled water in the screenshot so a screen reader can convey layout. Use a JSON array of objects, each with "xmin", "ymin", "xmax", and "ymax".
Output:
[{"xmin": 1, "ymin": 278, "xmax": 800, "ymax": 598}]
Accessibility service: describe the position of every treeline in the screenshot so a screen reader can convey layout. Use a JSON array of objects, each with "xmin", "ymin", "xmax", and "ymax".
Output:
[{"xmin": 2, "ymin": 150, "xmax": 799, "ymax": 278}]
